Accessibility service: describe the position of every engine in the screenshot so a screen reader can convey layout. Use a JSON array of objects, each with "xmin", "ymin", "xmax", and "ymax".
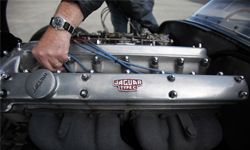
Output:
[{"xmin": 0, "ymin": 32, "xmax": 249, "ymax": 150}]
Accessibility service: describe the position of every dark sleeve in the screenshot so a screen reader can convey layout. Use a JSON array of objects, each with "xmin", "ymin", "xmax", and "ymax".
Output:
[
  {"xmin": 120, "ymin": 0, "xmax": 154, "ymax": 20},
  {"xmin": 72, "ymin": 0, "xmax": 104, "ymax": 19}
]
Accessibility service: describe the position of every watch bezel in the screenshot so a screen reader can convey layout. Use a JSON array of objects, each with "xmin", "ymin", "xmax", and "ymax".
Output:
[{"xmin": 51, "ymin": 16, "xmax": 65, "ymax": 30}]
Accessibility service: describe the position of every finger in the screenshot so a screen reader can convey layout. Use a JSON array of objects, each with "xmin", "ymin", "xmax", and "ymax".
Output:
[
  {"xmin": 49, "ymin": 58, "xmax": 63, "ymax": 70},
  {"xmin": 33, "ymin": 54, "xmax": 55, "ymax": 71},
  {"xmin": 42, "ymin": 59, "xmax": 55, "ymax": 71},
  {"xmin": 58, "ymin": 54, "xmax": 70, "ymax": 63}
]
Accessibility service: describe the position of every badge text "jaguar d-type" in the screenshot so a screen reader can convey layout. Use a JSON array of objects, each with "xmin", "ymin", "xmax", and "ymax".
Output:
[{"xmin": 113, "ymin": 79, "xmax": 143, "ymax": 92}]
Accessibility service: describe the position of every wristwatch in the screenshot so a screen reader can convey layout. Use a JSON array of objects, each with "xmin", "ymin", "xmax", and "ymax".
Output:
[{"xmin": 50, "ymin": 16, "xmax": 75, "ymax": 34}]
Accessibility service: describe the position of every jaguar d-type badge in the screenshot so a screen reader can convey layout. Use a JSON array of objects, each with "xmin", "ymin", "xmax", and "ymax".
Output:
[{"xmin": 113, "ymin": 79, "xmax": 143, "ymax": 92}]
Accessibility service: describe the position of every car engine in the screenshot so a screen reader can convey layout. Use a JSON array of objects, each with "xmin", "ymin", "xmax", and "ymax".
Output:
[{"xmin": 0, "ymin": 32, "xmax": 249, "ymax": 150}]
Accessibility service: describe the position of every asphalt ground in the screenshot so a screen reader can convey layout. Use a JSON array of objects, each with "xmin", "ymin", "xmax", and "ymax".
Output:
[{"xmin": 7, "ymin": 0, "xmax": 208, "ymax": 42}]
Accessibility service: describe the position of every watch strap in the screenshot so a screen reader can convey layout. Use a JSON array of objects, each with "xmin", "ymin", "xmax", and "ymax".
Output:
[{"xmin": 63, "ymin": 22, "xmax": 75, "ymax": 34}]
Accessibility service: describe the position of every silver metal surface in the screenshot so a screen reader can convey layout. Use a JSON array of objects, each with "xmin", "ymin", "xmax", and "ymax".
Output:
[
  {"xmin": 0, "ymin": 42, "xmax": 248, "ymax": 112},
  {"xmin": 0, "ymin": 55, "xmax": 21, "ymax": 75},
  {"xmin": 74, "ymin": 43, "xmax": 205, "ymax": 74},
  {"xmin": 8, "ymin": 42, "xmax": 208, "ymax": 74},
  {"xmin": 2, "ymin": 72, "xmax": 248, "ymax": 101}
]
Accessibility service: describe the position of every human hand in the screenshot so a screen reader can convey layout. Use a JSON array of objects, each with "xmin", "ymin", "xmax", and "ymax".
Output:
[{"xmin": 32, "ymin": 27, "xmax": 71, "ymax": 71}]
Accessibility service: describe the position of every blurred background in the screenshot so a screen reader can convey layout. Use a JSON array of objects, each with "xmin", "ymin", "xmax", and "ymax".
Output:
[{"xmin": 6, "ymin": 0, "xmax": 209, "ymax": 42}]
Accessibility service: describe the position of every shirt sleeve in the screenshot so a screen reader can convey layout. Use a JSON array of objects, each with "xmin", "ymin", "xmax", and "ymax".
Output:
[{"xmin": 72, "ymin": 0, "xmax": 104, "ymax": 19}]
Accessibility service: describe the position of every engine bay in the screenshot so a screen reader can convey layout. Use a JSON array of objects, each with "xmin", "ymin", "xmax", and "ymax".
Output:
[{"xmin": 1, "ymin": 27, "xmax": 249, "ymax": 149}]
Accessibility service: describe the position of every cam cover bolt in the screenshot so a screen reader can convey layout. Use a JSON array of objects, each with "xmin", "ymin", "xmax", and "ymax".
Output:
[
  {"xmin": 239, "ymin": 91, "xmax": 248, "ymax": 99},
  {"xmin": 169, "ymin": 90, "xmax": 178, "ymax": 99},
  {"xmin": 0, "ymin": 89, "xmax": 8, "ymax": 98},
  {"xmin": 80, "ymin": 89, "xmax": 88, "ymax": 98},
  {"xmin": 200, "ymin": 58, "xmax": 209, "ymax": 67},
  {"xmin": 81, "ymin": 74, "xmax": 89, "ymax": 81},
  {"xmin": 234, "ymin": 76, "xmax": 244, "ymax": 83},
  {"xmin": 167, "ymin": 74, "xmax": 175, "ymax": 82},
  {"xmin": 152, "ymin": 56, "xmax": 159, "ymax": 65},
  {"xmin": 217, "ymin": 72, "xmax": 224, "ymax": 76},
  {"xmin": 176, "ymin": 58, "xmax": 184, "ymax": 66}
]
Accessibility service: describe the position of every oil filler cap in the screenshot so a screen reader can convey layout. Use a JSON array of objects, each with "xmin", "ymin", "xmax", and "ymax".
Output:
[{"xmin": 25, "ymin": 69, "xmax": 57, "ymax": 99}]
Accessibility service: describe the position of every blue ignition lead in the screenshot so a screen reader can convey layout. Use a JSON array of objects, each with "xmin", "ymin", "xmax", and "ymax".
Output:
[{"xmin": 73, "ymin": 40, "xmax": 165, "ymax": 74}]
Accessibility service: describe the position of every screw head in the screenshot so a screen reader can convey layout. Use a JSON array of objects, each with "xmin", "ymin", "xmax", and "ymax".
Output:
[
  {"xmin": 169, "ymin": 90, "xmax": 178, "ymax": 99},
  {"xmin": 124, "ymin": 56, "xmax": 129, "ymax": 62},
  {"xmin": 217, "ymin": 72, "xmax": 224, "ymax": 76},
  {"xmin": 239, "ymin": 91, "xmax": 248, "ymax": 99},
  {"xmin": 198, "ymin": 43, "xmax": 202, "ymax": 48},
  {"xmin": 80, "ymin": 89, "xmax": 88, "ymax": 98},
  {"xmin": 97, "ymin": 39, "xmax": 101, "ymax": 45},
  {"xmin": 190, "ymin": 71, "xmax": 196, "ymax": 75},
  {"xmin": 3, "ymin": 51, "xmax": 8, "ymax": 56},
  {"xmin": 17, "ymin": 42, "xmax": 22, "ymax": 51},
  {"xmin": 0, "ymin": 73, "xmax": 10, "ymax": 80},
  {"xmin": 93, "ymin": 56, "xmax": 100, "ymax": 64},
  {"xmin": 65, "ymin": 56, "xmax": 71, "ymax": 63},
  {"xmin": 234, "ymin": 76, "xmax": 244, "ymax": 83},
  {"xmin": 167, "ymin": 74, "xmax": 175, "ymax": 82},
  {"xmin": 0, "ymin": 89, "xmax": 8, "ymax": 98},
  {"xmin": 94, "ymin": 55, "xmax": 99, "ymax": 61},
  {"xmin": 124, "ymin": 69, "xmax": 131, "ymax": 74},
  {"xmin": 81, "ymin": 74, "xmax": 89, "ymax": 81},
  {"xmin": 152, "ymin": 57, "xmax": 159, "ymax": 65},
  {"xmin": 90, "ymin": 69, "xmax": 95, "ymax": 74},
  {"xmin": 176, "ymin": 58, "xmax": 184, "ymax": 66},
  {"xmin": 23, "ymin": 69, "xmax": 29, "ymax": 73},
  {"xmin": 200, "ymin": 58, "xmax": 209, "ymax": 67}
]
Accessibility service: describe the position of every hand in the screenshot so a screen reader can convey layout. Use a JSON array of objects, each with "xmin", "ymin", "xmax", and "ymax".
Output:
[{"xmin": 32, "ymin": 27, "xmax": 71, "ymax": 71}]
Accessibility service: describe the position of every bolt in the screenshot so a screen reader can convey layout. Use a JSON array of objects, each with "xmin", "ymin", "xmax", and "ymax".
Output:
[
  {"xmin": 23, "ymin": 69, "xmax": 29, "ymax": 73},
  {"xmin": 0, "ymin": 89, "xmax": 8, "ymax": 98},
  {"xmin": 93, "ymin": 56, "xmax": 100, "ymax": 64},
  {"xmin": 17, "ymin": 41, "xmax": 22, "ymax": 51},
  {"xmin": 239, "ymin": 91, "xmax": 248, "ymax": 99},
  {"xmin": 152, "ymin": 56, "xmax": 159, "ymax": 65},
  {"xmin": 124, "ymin": 69, "xmax": 131, "ymax": 74},
  {"xmin": 3, "ymin": 51, "xmax": 8, "ymax": 56},
  {"xmin": 167, "ymin": 74, "xmax": 175, "ymax": 82},
  {"xmin": 97, "ymin": 39, "xmax": 101, "ymax": 45},
  {"xmin": 94, "ymin": 56, "xmax": 99, "ymax": 62},
  {"xmin": 176, "ymin": 58, "xmax": 184, "ymax": 66},
  {"xmin": 81, "ymin": 74, "xmax": 89, "ymax": 81},
  {"xmin": 0, "ymin": 73, "xmax": 10, "ymax": 80},
  {"xmin": 80, "ymin": 89, "xmax": 88, "ymax": 98},
  {"xmin": 234, "ymin": 76, "xmax": 244, "ymax": 83},
  {"xmin": 65, "ymin": 56, "xmax": 71, "ymax": 63},
  {"xmin": 198, "ymin": 43, "xmax": 202, "ymax": 48},
  {"xmin": 190, "ymin": 71, "xmax": 196, "ymax": 75},
  {"xmin": 200, "ymin": 58, "xmax": 209, "ymax": 67},
  {"xmin": 169, "ymin": 90, "xmax": 178, "ymax": 99},
  {"xmin": 217, "ymin": 72, "xmax": 224, "ymax": 75},
  {"xmin": 124, "ymin": 56, "xmax": 129, "ymax": 62},
  {"xmin": 161, "ymin": 70, "xmax": 165, "ymax": 74},
  {"xmin": 90, "ymin": 69, "xmax": 95, "ymax": 74},
  {"xmin": 57, "ymin": 70, "xmax": 61, "ymax": 73}
]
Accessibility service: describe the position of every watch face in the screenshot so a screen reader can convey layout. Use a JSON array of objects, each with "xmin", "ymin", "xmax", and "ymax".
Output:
[{"xmin": 51, "ymin": 17, "xmax": 64, "ymax": 29}]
